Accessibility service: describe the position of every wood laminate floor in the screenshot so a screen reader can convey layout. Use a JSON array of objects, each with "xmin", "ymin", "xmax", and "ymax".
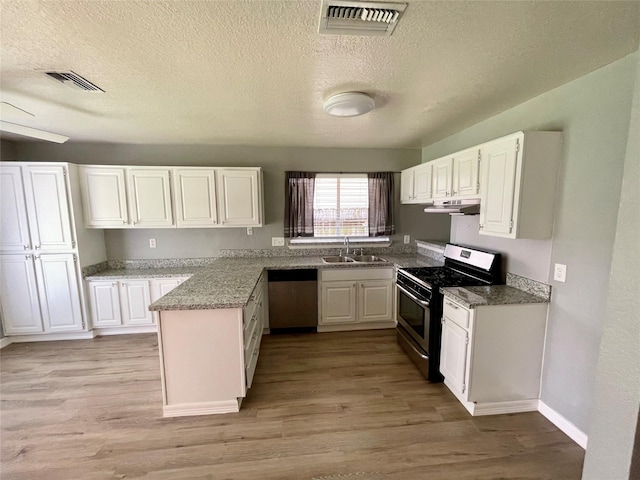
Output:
[{"xmin": 1, "ymin": 330, "xmax": 584, "ymax": 479}]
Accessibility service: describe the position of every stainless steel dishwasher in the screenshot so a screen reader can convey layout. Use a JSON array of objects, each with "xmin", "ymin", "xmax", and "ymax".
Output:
[{"xmin": 267, "ymin": 269, "xmax": 318, "ymax": 332}]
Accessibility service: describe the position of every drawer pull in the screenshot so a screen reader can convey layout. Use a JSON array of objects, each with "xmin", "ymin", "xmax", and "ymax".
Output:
[{"xmin": 446, "ymin": 301, "xmax": 459, "ymax": 310}]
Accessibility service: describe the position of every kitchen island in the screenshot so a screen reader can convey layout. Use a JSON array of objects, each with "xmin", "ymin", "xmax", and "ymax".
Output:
[{"xmin": 144, "ymin": 254, "xmax": 442, "ymax": 417}]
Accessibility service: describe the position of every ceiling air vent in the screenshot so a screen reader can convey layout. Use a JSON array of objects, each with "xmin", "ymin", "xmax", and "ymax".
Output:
[
  {"xmin": 318, "ymin": 0, "xmax": 407, "ymax": 36},
  {"xmin": 44, "ymin": 70, "xmax": 105, "ymax": 92}
]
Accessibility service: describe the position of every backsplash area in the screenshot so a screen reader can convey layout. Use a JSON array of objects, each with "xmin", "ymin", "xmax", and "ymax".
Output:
[{"xmin": 506, "ymin": 273, "xmax": 552, "ymax": 300}]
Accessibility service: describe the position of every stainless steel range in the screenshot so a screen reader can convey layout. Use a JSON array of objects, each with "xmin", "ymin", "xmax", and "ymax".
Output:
[{"xmin": 396, "ymin": 244, "xmax": 502, "ymax": 381}]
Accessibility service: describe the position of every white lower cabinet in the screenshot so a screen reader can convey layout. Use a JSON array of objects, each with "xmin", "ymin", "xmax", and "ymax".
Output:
[
  {"xmin": 439, "ymin": 296, "xmax": 548, "ymax": 416},
  {"xmin": 319, "ymin": 268, "xmax": 395, "ymax": 331},
  {"xmin": 0, "ymin": 253, "xmax": 85, "ymax": 335},
  {"xmin": 88, "ymin": 276, "xmax": 189, "ymax": 331}
]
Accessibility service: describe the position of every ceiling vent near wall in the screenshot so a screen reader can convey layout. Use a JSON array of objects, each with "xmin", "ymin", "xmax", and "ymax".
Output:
[
  {"xmin": 318, "ymin": 0, "xmax": 407, "ymax": 36},
  {"xmin": 43, "ymin": 70, "xmax": 105, "ymax": 92}
]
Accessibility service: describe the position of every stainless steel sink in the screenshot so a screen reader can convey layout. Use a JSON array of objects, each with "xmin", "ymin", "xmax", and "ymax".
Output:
[
  {"xmin": 322, "ymin": 255, "xmax": 388, "ymax": 264},
  {"xmin": 350, "ymin": 255, "xmax": 388, "ymax": 263},
  {"xmin": 322, "ymin": 256, "xmax": 355, "ymax": 264}
]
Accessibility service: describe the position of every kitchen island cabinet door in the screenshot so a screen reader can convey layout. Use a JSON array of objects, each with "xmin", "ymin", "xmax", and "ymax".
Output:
[
  {"xmin": 173, "ymin": 169, "xmax": 218, "ymax": 227},
  {"xmin": 216, "ymin": 169, "xmax": 262, "ymax": 227},
  {"xmin": 0, "ymin": 254, "xmax": 44, "ymax": 334},
  {"xmin": 320, "ymin": 281, "xmax": 357, "ymax": 325},
  {"xmin": 79, "ymin": 166, "xmax": 129, "ymax": 228}
]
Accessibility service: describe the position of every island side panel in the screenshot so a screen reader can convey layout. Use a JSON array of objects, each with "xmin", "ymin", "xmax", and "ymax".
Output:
[{"xmin": 158, "ymin": 308, "xmax": 245, "ymax": 417}]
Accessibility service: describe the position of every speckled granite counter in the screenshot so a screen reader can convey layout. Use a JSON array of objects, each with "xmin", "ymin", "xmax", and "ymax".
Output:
[
  {"xmin": 85, "ymin": 267, "xmax": 203, "ymax": 280},
  {"xmin": 441, "ymin": 285, "xmax": 550, "ymax": 308},
  {"xmin": 136, "ymin": 254, "xmax": 442, "ymax": 311}
]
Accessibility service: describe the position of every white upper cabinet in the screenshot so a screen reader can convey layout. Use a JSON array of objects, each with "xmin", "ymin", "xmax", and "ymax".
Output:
[
  {"xmin": 127, "ymin": 168, "xmax": 174, "ymax": 228},
  {"xmin": 79, "ymin": 165, "xmax": 263, "ymax": 229},
  {"xmin": 79, "ymin": 166, "xmax": 128, "ymax": 227},
  {"xmin": 23, "ymin": 165, "xmax": 75, "ymax": 251},
  {"xmin": 1, "ymin": 164, "xmax": 75, "ymax": 252},
  {"xmin": 452, "ymin": 148, "xmax": 480, "ymax": 198},
  {"xmin": 400, "ymin": 163, "xmax": 432, "ymax": 204},
  {"xmin": 173, "ymin": 168, "xmax": 218, "ymax": 227},
  {"xmin": 216, "ymin": 168, "xmax": 262, "ymax": 227},
  {"xmin": 479, "ymin": 131, "xmax": 562, "ymax": 239},
  {"xmin": 432, "ymin": 157, "xmax": 453, "ymax": 199},
  {"xmin": 400, "ymin": 168, "xmax": 415, "ymax": 203},
  {"xmin": 0, "ymin": 165, "xmax": 31, "ymax": 251}
]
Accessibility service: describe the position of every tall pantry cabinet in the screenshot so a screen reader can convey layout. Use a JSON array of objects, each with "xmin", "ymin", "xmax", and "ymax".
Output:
[{"xmin": 0, "ymin": 162, "xmax": 107, "ymax": 340}]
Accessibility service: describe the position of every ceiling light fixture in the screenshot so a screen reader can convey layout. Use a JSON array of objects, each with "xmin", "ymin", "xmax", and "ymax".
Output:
[
  {"xmin": 0, "ymin": 121, "xmax": 69, "ymax": 143},
  {"xmin": 323, "ymin": 92, "xmax": 375, "ymax": 117}
]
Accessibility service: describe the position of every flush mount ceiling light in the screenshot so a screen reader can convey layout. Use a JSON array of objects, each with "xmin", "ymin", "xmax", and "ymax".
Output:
[{"xmin": 323, "ymin": 92, "xmax": 375, "ymax": 117}]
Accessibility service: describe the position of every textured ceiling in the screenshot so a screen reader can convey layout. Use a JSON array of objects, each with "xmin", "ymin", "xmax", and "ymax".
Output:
[{"xmin": 0, "ymin": 0, "xmax": 638, "ymax": 148}]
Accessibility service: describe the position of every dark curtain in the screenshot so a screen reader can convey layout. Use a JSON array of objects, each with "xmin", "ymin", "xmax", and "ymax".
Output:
[
  {"xmin": 284, "ymin": 172, "xmax": 315, "ymax": 238},
  {"xmin": 368, "ymin": 172, "xmax": 395, "ymax": 236}
]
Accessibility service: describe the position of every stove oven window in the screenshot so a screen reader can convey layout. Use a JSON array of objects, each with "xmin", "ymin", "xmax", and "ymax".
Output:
[{"xmin": 398, "ymin": 291, "xmax": 430, "ymax": 347}]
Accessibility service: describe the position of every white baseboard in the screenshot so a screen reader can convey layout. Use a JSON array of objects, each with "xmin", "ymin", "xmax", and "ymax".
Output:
[
  {"xmin": 163, "ymin": 400, "xmax": 240, "ymax": 417},
  {"xmin": 0, "ymin": 336, "xmax": 13, "ymax": 349},
  {"xmin": 94, "ymin": 325, "xmax": 157, "ymax": 336},
  {"xmin": 7, "ymin": 331, "xmax": 96, "ymax": 343},
  {"xmin": 538, "ymin": 400, "xmax": 588, "ymax": 449},
  {"xmin": 472, "ymin": 399, "xmax": 540, "ymax": 416}
]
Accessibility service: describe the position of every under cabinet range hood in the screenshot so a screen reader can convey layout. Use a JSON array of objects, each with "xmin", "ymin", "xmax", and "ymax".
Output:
[{"xmin": 423, "ymin": 199, "xmax": 480, "ymax": 215}]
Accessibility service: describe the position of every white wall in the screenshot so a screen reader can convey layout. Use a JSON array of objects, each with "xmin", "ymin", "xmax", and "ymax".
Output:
[
  {"xmin": 421, "ymin": 52, "xmax": 638, "ymax": 434},
  {"xmin": 9, "ymin": 143, "xmax": 451, "ymax": 259},
  {"xmin": 582, "ymin": 49, "xmax": 640, "ymax": 480}
]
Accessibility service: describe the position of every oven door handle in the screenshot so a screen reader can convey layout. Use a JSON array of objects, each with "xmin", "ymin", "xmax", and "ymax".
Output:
[{"xmin": 397, "ymin": 284, "xmax": 430, "ymax": 307}]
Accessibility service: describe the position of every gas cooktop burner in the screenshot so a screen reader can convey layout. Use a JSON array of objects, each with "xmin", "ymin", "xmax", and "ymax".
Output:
[{"xmin": 400, "ymin": 267, "xmax": 489, "ymax": 289}]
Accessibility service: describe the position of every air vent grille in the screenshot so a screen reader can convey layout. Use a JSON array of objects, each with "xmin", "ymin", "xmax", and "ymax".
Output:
[
  {"xmin": 44, "ymin": 71, "xmax": 105, "ymax": 92},
  {"xmin": 319, "ymin": 1, "xmax": 407, "ymax": 36}
]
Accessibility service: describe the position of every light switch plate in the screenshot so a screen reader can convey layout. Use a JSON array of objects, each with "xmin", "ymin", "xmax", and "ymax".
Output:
[
  {"xmin": 272, "ymin": 237, "xmax": 285, "ymax": 246},
  {"xmin": 149, "ymin": 238, "xmax": 156, "ymax": 248},
  {"xmin": 246, "ymin": 227, "xmax": 253, "ymax": 236},
  {"xmin": 554, "ymin": 263, "xmax": 567, "ymax": 282},
  {"xmin": 403, "ymin": 235, "xmax": 410, "ymax": 244}
]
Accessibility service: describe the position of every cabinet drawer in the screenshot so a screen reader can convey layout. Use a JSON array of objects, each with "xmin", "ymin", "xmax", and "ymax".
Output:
[
  {"xmin": 443, "ymin": 299, "xmax": 471, "ymax": 329},
  {"xmin": 245, "ymin": 341, "xmax": 260, "ymax": 388},
  {"xmin": 321, "ymin": 267, "xmax": 393, "ymax": 282}
]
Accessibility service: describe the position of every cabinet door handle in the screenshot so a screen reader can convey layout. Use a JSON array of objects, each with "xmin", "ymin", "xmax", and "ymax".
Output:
[
  {"xmin": 34, "ymin": 255, "xmax": 40, "ymax": 260},
  {"xmin": 122, "ymin": 219, "xmax": 127, "ymax": 224},
  {"xmin": 25, "ymin": 254, "xmax": 31, "ymax": 260},
  {"xmin": 35, "ymin": 245, "xmax": 41, "ymax": 249},
  {"xmin": 112, "ymin": 283, "xmax": 117, "ymax": 287},
  {"xmin": 24, "ymin": 245, "xmax": 29, "ymax": 250}
]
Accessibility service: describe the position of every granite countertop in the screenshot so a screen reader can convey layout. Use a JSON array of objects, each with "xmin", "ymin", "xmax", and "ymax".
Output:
[
  {"xmin": 441, "ymin": 285, "xmax": 550, "ymax": 308},
  {"xmin": 85, "ymin": 267, "xmax": 203, "ymax": 280},
  {"xmin": 134, "ymin": 254, "xmax": 442, "ymax": 312}
]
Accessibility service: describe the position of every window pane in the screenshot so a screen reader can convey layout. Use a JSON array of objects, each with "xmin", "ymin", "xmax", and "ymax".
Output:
[{"xmin": 313, "ymin": 175, "xmax": 368, "ymax": 237}]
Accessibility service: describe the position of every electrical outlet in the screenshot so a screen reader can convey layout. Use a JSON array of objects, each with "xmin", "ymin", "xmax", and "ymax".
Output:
[
  {"xmin": 554, "ymin": 263, "xmax": 567, "ymax": 282},
  {"xmin": 403, "ymin": 235, "xmax": 410, "ymax": 244},
  {"xmin": 246, "ymin": 227, "xmax": 253, "ymax": 236},
  {"xmin": 272, "ymin": 237, "xmax": 285, "ymax": 247},
  {"xmin": 149, "ymin": 238, "xmax": 156, "ymax": 248}
]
